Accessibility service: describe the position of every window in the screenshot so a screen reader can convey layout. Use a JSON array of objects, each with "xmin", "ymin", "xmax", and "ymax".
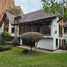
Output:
[
  {"xmin": 62, "ymin": 39, "xmax": 66, "ymax": 45},
  {"xmin": 40, "ymin": 25, "xmax": 51, "ymax": 36},
  {"xmin": 64, "ymin": 27, "xmax": 67, "ymax": 34},
  {"xmin": 11, "ymin": 27, "xmax": 15, "ymax": 33}
]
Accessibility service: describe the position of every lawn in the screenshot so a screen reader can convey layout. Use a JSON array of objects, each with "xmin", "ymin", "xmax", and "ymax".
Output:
[{"xmin": 0, "ymin": 48, "xmax": 67, "ymax": 67}]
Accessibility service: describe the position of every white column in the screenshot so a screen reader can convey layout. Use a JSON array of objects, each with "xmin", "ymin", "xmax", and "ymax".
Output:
[
  {"xmin": 53, "ymin": 38, "xmax": 56, "ymax": 50},
  {"xmin": 20, "ymin": 38, "xmax": 23, "ymax": 46}
]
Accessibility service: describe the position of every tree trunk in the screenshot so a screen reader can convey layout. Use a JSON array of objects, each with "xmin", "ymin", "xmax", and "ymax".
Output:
[{"xmin": 31, "ymin": 45, "xmax": 32, "ymax": 51}]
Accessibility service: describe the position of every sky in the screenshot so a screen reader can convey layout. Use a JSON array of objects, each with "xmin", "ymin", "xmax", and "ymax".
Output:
[
  {"xmin": 15, "ymin": 0, "xmax": 63, "ymax": 14},
  {"xmin": 15, "ymin": 0, "xmax": 43, "ymax": 14}
]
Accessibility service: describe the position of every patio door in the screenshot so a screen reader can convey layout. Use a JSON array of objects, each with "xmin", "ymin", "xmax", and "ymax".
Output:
[{"xmin": 56, "ymin": 39, "xmax": 58, "ymax": 48}]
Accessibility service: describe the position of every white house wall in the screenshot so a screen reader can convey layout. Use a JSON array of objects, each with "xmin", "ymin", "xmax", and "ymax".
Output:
[
  {"xmin": 8, "ymin": 23, "xmax": 15, "ymax": 36},
  {"xmin": 15, "ymin": 25, "xmax": 19, "ymax": 37},
  {"xmin": 0, "ymin": 23, "xmax": 4, "ymax": 34},
  {"xmin": 63, "ymin": 34, "xmax": 67, "ymax": 38},
  {"xmin": 52, "ymin": 17, "xmax": 60, "ymax": 49},
  {"xmin": 51, "ymin": 17, "xmax": 59, "ymax": 38},
  {"xmin": 0, "ymin": 22, "xmax": 15, "ymax": 37},
  {"xmin": 37, "ymin": 17, "xmax": 60, "ymax": 50},
  {"xmin": 37, "ymin": 39, "xmax": 54, "ymax": 50},
  {"xmin": 1, "ymin": 23, "xmax": 4, "ymax": 31}
]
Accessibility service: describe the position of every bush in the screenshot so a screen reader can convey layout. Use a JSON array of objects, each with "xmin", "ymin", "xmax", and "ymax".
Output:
[
  {"xmin": 62, "ymin": 41, "xmax": 67, "ymax": 50},
  {"xmin": 0, "ymin": 45, "xmax": 12, "ymax": 52},
  {"xmin": 21, "ymin": 32, "xmax": 43, "ymax": 51},
  {"xmin": 62, "ymin": 45, "xmax": 67, "ymax": 50},
  {"xmin": 12, "ymin": 37, "xmax": 20, "ymax": 47},
  {"xmin": 23, "ymin": 49, "xmax": 29, "ymax": 54},
  {"xmin": 2, "ymin": 32, "xmax": 10, "ymax": 40},
  {"xmin": 0, "ymin": 31, "xmax": 10, "ymax": 45}
]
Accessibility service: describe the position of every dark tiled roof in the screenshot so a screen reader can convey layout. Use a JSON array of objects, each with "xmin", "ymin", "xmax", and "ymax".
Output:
[
  {"xmin": 5, "ymin": 12, "xmax": 16, "ymax": 24},
  {"xmin": 14, "ymin": 10, "xmax": 60, "ymax": 24},
  {"xmin": 0, "ymin": 12, "xmax": 16, "ymax": 27}
]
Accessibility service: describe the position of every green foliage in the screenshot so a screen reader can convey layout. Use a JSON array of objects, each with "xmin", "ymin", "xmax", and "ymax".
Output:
[
  {"xmin": 2, "ymin": 31, "xmax": 10, "ymax": 40},
  {"xmin": 42, "ymin": 0, "xmax": 59, "ymax": 13},
  {"xmin": 0, "ymin": 31, "xmax": 10, "ymax": 45},
  {"xmin": 23, "ymin": 49, "xmax": 29, "ymax": 54},
  {"xmin": 0, "ymin": 45, "xmax": 12, "ymax": 52},
  {"xmin": 42, "ymin": 0, "xmax": 67, "ymax": 19},
  {"xmin": 61, "ymin": 7, "xmax": 67, "ymax": 19}
]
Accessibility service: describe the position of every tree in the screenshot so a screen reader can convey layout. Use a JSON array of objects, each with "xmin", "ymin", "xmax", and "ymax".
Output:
[
  {"xmin": 6, "ymin": 6, "xmax": 22, "ymax": 15},
  {"xmin": 41, "ymin": 0, "xmax": 67, "ymax": 19},
  {"xmin": 21, "ymin": 32, "xmax": 43, "ymax": 51}
]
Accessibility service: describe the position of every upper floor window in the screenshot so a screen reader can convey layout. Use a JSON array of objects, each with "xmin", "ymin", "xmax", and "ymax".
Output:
[{"xmin": 64, "ymin": 27, "xmax": 67, "ymax": 34}]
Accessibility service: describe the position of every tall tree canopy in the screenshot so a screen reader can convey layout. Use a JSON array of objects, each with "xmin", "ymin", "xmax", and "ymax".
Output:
[
  {"xmin": 6, "ymin": 6, "xmax": 22, "ymax": 15},
  {"xmin": 41, "ymin": 0, "xmax": 67, "ymax": 19}
]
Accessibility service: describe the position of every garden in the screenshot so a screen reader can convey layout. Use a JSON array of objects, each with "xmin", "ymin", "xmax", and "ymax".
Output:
[
  {"xmin": 0, "ymin": 31, "xmax": 67, "ymax": 67},
  {"xmin": 0, "ymin": 47, "xmax": 67, "ymax": 67},
  {"xmin": 0, "ymin": 31, "xmax": 12, "ymax": 52}
]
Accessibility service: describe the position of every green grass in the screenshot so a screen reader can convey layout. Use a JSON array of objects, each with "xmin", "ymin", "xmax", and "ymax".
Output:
[{"xmin": 0, "ymin": 48, "xmax": 67, "ymax": 67}]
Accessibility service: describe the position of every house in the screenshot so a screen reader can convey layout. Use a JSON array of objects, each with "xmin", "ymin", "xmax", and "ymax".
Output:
[
  {"xmin": 0, "ymin": 0, "xmax": 23, "ymax": 36},
  {"xmin": 0, "ymin": 12, "xmax": 16, "ymax": 37},
  {"xmin": 0, "ymin": 0, "xmax": 15, "ymax": 34},
  {"xmin": 63, "ymin": 20, "xmax": 67, "ymax": 37},
  {"xmin": 12, "ymin": 10, "xmax": 65, "ymax": 50},
  {"xmin": 63, "ymin": 20, "xmax": 67, "ymax": 43}
]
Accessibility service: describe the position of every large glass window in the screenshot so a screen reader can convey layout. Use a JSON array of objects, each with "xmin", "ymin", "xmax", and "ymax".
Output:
[
  {"xmin": 19, "ymin": 25, "xmax": 32, "ymax": 34},
  {"xmin": 40, "ymin": 25, "xmax": 51, "ymax": 36},
  {"xmin": 19, "ymin": 22, "xmax": 51, "ymax": 36}
]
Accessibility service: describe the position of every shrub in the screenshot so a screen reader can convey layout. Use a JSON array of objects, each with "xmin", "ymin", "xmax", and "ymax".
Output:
[
  {"xmin": 60, "ymin": 41, "xmax": 67, "ymax": 50},
  {"xmin": 0, "ymin": 45, "xmax": 12, "ymax": 52},
  {"xmin": 12, "ymin": 37, "xmax": 20, "ymax": 47},
  {"xmin": 0, "ymin": 31, "xmax": 10, "ymax": 45},
  {"xmin": 2, "ymin": 31, "xmax": 10, "ymax": 40},
  {"xmin": 23, "ymin": 49, "xmax": 29, "ymax": 54},
  {"xmin": 21, "ymin": 32, "xmax": 43, "ymax": 51}
]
